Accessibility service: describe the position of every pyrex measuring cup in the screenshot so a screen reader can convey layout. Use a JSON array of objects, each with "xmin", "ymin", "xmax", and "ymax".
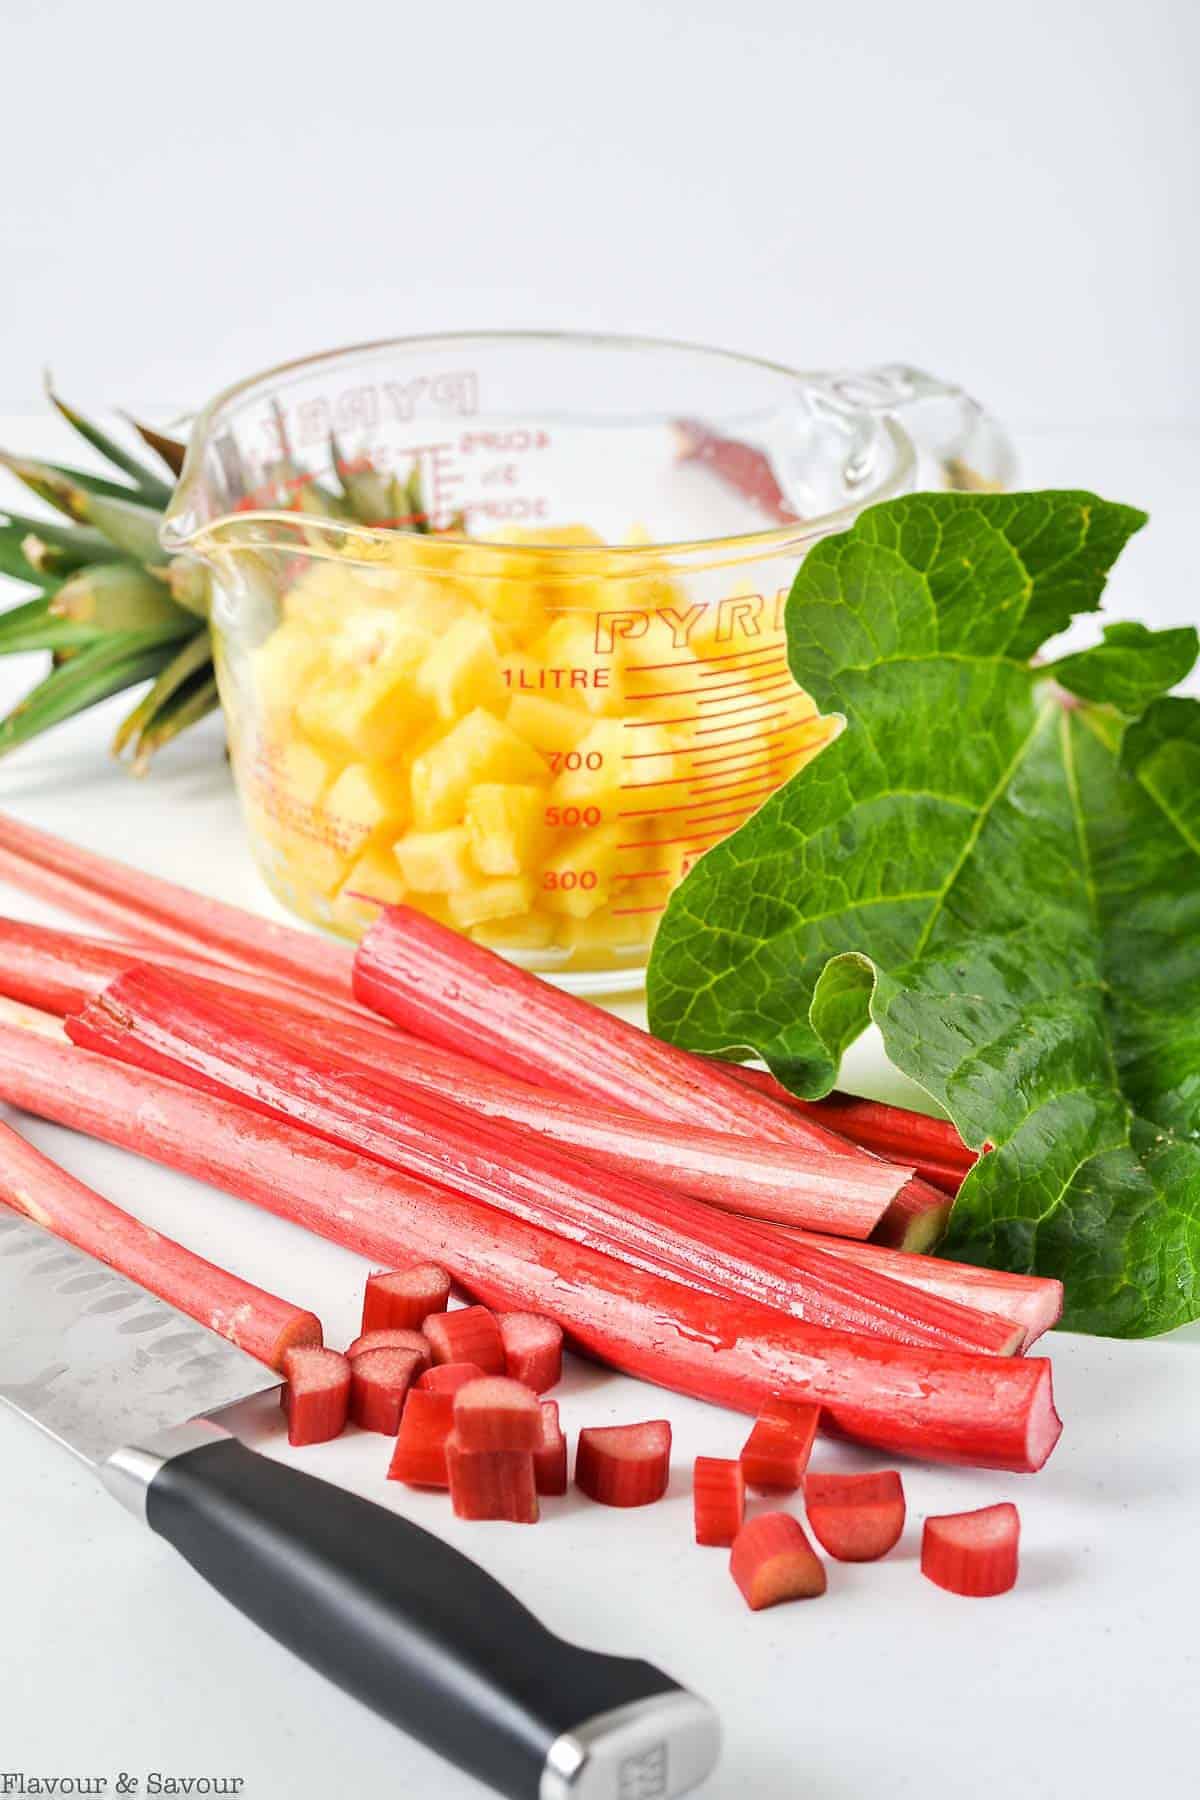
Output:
[{"xmin": 164, "ymin": 332, "xmax": 1013, "ymax": 992}]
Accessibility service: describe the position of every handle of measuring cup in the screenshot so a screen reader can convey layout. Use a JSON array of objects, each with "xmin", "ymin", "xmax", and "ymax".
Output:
[{"xmin": 814, "ymin": 365, "xmax": 1017, "ymax": 493}]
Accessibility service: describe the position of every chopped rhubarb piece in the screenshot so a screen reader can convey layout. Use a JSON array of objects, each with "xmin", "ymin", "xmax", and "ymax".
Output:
[
  {"xmin": 348, "ymin": 1346, "xmax": 423, "ymax": 1434},
  {"xmin": 498, "ymin": 1312, "xmax": 563, "ymax": 1393},
  {"xmin": 446, "ymin": 1437, "xmax": 539, "ymax": 1523},
  {"xmin": 0, "ymin": 1026, "xmax": 1065, "ymax": 1472},
  {"xmin": 453, "ymin": 1377, "xmax": 542, "ymax": 1452},
  {"xmin": 740, "ymin": 1399, "xmax": 820, "ymax": 1491},
  {"xmin": 805, "ymin": 1471, "xmax": 906, "ymax": 1561},
  {"xmin": 362, "ymin": 1265, "xmax": 451, "ymax": 1333},
  {"xmin": 730, "ymin": 1513, "xmax": 826, "ymax": 1610},
  {"xmin": 576, "ymin": 1420, "xmax": 671, "ymax": 1508},
  {"xmin": 345, "ymin": 1327, "xmax": 433, "ymax": 1368},
  {"xmin": 418, "ymin": 1361, "xmax": 486, "ymax": 1395},
  {"xmin": 281, "ymin": 1347, "xmax": 350, "ymax": 1446},
  {"xmin": 693, "ymin": 1457, "xmax": 746, "ymax": 1548},
  {"xmin": 423, "ymin": 1305, "xmax": 506, "ymax": 1374},
  {"xmin": 0, "ymin": 1119, "xmax": 321, "ymax": 1372},
  {"xmin": 388, "ymin": 1389, "xmax": 455, "ymax": 1488},
  {"xmin": 533, "ymin": 1401, "xmax": 568, "ymax": 1496},
  {"xmin": 921, "ymin": 1503, "xmax": 1020, "ymax": 1597}
]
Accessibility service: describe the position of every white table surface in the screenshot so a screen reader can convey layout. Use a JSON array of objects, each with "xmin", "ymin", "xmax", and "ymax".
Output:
[{"xmin": 0, "ymin": 428, "xmax": 1196, "ymax": 1800}]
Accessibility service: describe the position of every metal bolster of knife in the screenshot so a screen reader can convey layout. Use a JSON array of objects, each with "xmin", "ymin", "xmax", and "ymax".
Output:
[
  {"xmin": 100, "ymin": 1419, "xmax": 233, "ymax": 1522},
  {"xmin": 539, "ymin": 1692, "xmax": 721, "ymax": 1800}
]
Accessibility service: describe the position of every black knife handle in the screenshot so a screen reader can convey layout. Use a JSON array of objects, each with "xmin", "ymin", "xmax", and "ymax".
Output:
[{"xmin": 108, "ymin": 1428, "xmax": 718, "ymax": 1800}]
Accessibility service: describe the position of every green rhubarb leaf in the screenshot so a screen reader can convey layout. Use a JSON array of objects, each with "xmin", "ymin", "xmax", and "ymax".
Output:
[{"xmin": 648, "ymin": 490, "xmax": 1200, "ymax": 1336}]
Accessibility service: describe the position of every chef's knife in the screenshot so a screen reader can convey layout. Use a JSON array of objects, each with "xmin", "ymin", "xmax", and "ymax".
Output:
[{"xmin": 0, "ymin": 1211, "xmax": 720, "ymax": 1799}]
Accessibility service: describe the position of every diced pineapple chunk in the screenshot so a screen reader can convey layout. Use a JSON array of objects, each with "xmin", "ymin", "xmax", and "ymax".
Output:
[
  {"xmin": 470, "ymin": 912, "xmax": 557, "ymax": 952},
  {"xmin": 465, "ymin": 783, "xmax": 549, "ymax": 876},
  {"xmin": 554, "ymin": 907, "xmax": 650, "ymax": 954},
  {"xmin": 447, "ymin": 875, "xmax": 534, "ymax": 929},
  {"xmin": 393, "ymin": 826, "xmax": 476, "ymax": 893},
  {"xmin": 506, "ymin": 690, "xmax": 591, "ymax": 754},
  {"xmin": 330, "ymin": 845, "xmax": 408, "ymax": 934},
  {"xmin": 539, "ymin": 824, "xmax": 621, "ymax": 918},
  {"xmin": 410, "ymin": 708, "xmax": 547, "ymax": 831},
  {"xmin": 324, "ymin": 762, "xmax": 409, "ymax": 841},
  {"xmin": 252, "ymin": 620, "xmax": 327, "ymax": 717},
  {"xmin": 295, "ymin": 663, "xmax": 428, "ymax": 764},
  {"xmin": 417, "ymin": 615, "xmax": 505, "ymax": 722},
  {"xmin": 270, "ymin": 738, "xmax": 332, "ymax": 808}
]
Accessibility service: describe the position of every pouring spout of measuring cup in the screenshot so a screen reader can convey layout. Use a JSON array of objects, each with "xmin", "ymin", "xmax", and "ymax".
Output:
[{"xmin": 808, "ymin": 363, "xmax": 1018, "ymax": 495}]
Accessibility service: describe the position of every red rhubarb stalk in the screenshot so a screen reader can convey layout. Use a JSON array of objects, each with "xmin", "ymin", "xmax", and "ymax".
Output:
[
  {"xmin": 453, "ymin": 1377, "xmax": 542, "ymax": 1453},
  {"xmin": 921, "ymin": 1503, "xmax": 1020, "ymax": 1597},
  {"xmin": 0, "ymin": 1118, "xmax": 320, "ymax": 1371},
  {"xmin": 806, "ymin": 1235, "xmax": 1063, "ymax": 1350},
  {"xmin": 446, "ymin": 1440, "xmax": 539, "ymax": 1524},
  {"xmin": 215, "ymin": 990, "xmax": 903, "ymax": 1240},
  {"xmin": 354, "ymin": 907, "xmax": 946, "ymax": 1241},
  {"xmin": 497, "ymin": 1314, "xmax": 563, "ymax": 1394},
  {"xmin": 740, "ymin": 1399, "xmax": 820, "ymax": 1491},
  {"xmin": 0, "ymin": 1025, "xmax": 1064, "ymax": 1470},
  {"xmin": 672, "ymin": 419, "xmax": 800, "ymax": 523},
  {"xmin": 0, "ymin": 811, "xmax": 355, "ymax": 1004},
  {"xmin": 281, "ymin": 1347, "xmax": 350, "ymax": 1446},
  {"xmin": 576, "ymin": 1421, "xmax": 672, "ymax": 1508},
  {"xmin": 804, "ymin": 1471, "xmax": 906, "ymax": 1561},
  {"xmin": 423, "ymin": 1306, "xmax": 507, "ymax": 1375},
  {"xmin": 533, "ymin": 1402, "xmax": 568, "ymax": 1496},
  {"xmin": 693, "ymin": 1457, "xmax": 746, "ymax": 1548},
  {"xmin": 722, "ymin": 1066, "xmax": 979, "ymax": 1188},
  {"xmin": 361, "ymin": 1265, "xmax": 451, "ymax": 1334},
  {"xmin": 730, "ymin": 1514, "xmax": 826, "ymax": 1610},
  {"xmin": 73, "ymin": 968, "xmax": 1017, "ymax": 1356},
  {"xmin": 0, "ymin": 915, "xmax": 367, "ymax": 1029},
  {"xmin": 418, "ymin": 1362, "xmax": 487, "ymax": 1395},
  {"xmin": 389, "ymin": 1389, "xmax": 454, "ymax": 1487}
]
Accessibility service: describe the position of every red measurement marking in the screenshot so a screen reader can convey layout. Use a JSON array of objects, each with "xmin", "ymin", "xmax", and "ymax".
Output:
[
  {"xmin": 617, "ymin": 831, "xmax": 728, "ymax": 852},
  {"xmin": 695, "ymin": 709, "xmax": 788, "ymax": 739},
  {"xmin": 696, "ymin": 644, "xmax": 789, "ymax": 674},
  {"xmin": 613, "ymin": 867, "xmax": 671, "ymax": 881},
  {"xmin": 619, "ymin": 770, "xmax": 706, "ymax": 789},
  {"xmin": 628, "ymin": 641, "xmax": 787, "ymax": 673},
  {"xmin": 689, "ymin": 720, "xmax": 814, "ymax": 765},
  {"xmin": 619, "ymin": 796, "xmax": 714, "ymax": 819},
  {"xmin": 690, "ymin": 773, "xmax": 793, "ymax": 807},
  {"xmin": 688, "ymin": 660, "xmax": 789, "ymax": 695},
  {"xmin": 622, "ymin": 745, "xmax": 682, "ymax": 760},
  {"xmin": 631, "ymin": 662, "xmax": 790, "ymax": 702},
  {"xmin": 683, "ymin": 805, "xmax": 758, "ymax": 831},
  {"xmin": 610, "ymin": 903, "xmax": 668, "ymax": 917},
  {"xmin": 691, "ymin": 766, "xmax": 797, "ymax": 800},
  {"xmin": 623, "ymin": 713, "xmax": 708, "ymax": 729},
  {"xmin": 696, "ymin": 683, "xmax": 796, "ymax": 719}
]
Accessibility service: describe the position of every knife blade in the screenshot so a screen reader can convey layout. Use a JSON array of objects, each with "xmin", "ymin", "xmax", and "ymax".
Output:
[{"xmin": 0, "ymin": 1210, "xmax": 720, "ymax": 1800}]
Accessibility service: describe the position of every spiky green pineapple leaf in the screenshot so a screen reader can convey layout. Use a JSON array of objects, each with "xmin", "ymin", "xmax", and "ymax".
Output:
[
  {"xmin": 112, "ymin": 628, "xmax": 212, "ymax": 759},
  {"xmin": 0, "ymin": 630, "xmax": 181, "ymax": 756},
  {"xmin": 124, "ymin": 416, "xmax": 188, "ymax": 478},
  {"xmin": 45, "ymin": 381, "xmax": 174, "ymax": 507}
]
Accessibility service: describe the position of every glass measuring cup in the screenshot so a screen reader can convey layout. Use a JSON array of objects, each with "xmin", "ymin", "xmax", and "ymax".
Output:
[{"xmin": 164, "ymin": 333, "xmax": 1013, "ymax": 993}]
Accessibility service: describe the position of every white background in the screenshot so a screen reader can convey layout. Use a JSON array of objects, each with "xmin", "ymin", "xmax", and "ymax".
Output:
[
  {"xmin": 1, "ymin": 0, "xmax": 1197, "ymax": 431},
  {"xmin": 1, "ymin": 5, "xmax": 1198, "ymax": 1799}
]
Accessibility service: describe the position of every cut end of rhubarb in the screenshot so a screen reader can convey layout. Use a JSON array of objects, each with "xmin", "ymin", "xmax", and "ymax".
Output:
[
  {"xmin": 921, "ymin": 1502, "xmax": 1020, "ymax": 1596},
  {"xmin": 453, "ymin": 1376, "xmax": 542, "ymax": 1452},
  {"xmin": 362, "ymin": 1264, "xmax": 452, "ymax": 1333},
  {"xmin": 349, "ymin": 1345, "xmax": 423, "ymax": 1434},
  {"xmin": 389, "ymin": 1389, "xmax": 455, "ymax": 1488},
  {"xmin": 804, "ymin": 1470, "xmax": 906, "ymax": 1561},
  {"xmin": 423, "ymin": 1305, "xmax": 506, "ymax": 1375},
  {"xmin": 693, "ymin": 1456, "xmax": 746, "ymax": 1548},
  {"xmin": 576, "ymin": 1420, "xmax": 671, "ymax": 1507},
  {"xmin": 873, "ymin": 1177, "xmax": 954, "ymax": 1252},
  {"xmin": 280, "ymin": 1346, "xmax": 351, "ymax": 1447},
  {"xmin": 740, "ymin": 1399, "xmax": 820, "ymax": 1491},
  {"xmin": 446, "ymin": 1436, "xmax": 540, "ymax": 1523},
  {"xmin": 1023, "ymin": 1361, "xmax": 1064, "ymax": 1472},
  {"xmin": 730, "ymin": 1513, "xmax": 826, "ymax": 1610},
  {"xmin": 418, "ymin": 1360, "xmax": 487, "ymax": 1395},
  {"xmin": 497, "ymin": 1311, "xmax": 563, "ymax": 1393},
  {"xmin": 346, "ymin": 1327, "xmax": 433, "ymax": 1367}
]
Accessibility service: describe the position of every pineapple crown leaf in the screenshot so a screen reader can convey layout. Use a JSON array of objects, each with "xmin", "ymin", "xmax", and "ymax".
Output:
[{"xmin": 44, "ymin": 373, "xmax": 175, "ymax": 508}]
